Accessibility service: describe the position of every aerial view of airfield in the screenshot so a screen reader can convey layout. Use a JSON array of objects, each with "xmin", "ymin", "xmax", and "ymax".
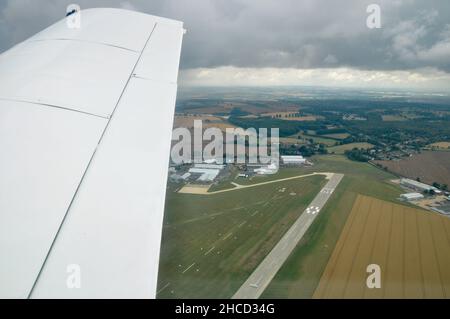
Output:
[
  {"xmin": 156, "ymin": 1, "xmax": 450, "ymax": 299},
  {"xmin": 1, "ymin": 0, "xmax": 450, "ymax": 301}
]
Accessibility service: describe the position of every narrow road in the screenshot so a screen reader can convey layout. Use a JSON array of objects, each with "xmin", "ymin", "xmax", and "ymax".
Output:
[
  {"xmin": 232, "ymin": 173, "xmax": 344, "ymax": 299},
  {"xmin": 180, "ymin": 172, "xmax": 335, "ymax": 195}
]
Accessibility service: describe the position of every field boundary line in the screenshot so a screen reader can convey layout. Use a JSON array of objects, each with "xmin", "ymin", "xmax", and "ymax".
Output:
[
  {"xmin": 381, "ymin": 203, "xmax": 394, "ymax": 299},
  {"xmin": 414, "ymin": 212, "xmax": 426, "ymax": 297},
  {"xmin": 363, "ymin": 200, "xmax": 384, "ymax": 299},
  {"xmin": 427, "ymin": 216, "xmax": 445, "ymax": 297},
  {"xmin": 341, "ymin": 196, "xmax": 373, "ymax": 297},
  {"xmin": 313, "ymin": 194, "xmax": 362, "ymax": 298}
]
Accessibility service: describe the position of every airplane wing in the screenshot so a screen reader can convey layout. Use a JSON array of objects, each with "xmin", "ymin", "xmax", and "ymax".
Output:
[{"xmin": 0, "ymin": 8, "xmax": 184, "ymax": 298}]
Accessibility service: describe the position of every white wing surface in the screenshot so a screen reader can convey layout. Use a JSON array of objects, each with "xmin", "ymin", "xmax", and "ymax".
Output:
[{"xmin": 0, "ymin": 8, "xmax": 184, "ymax": 298}]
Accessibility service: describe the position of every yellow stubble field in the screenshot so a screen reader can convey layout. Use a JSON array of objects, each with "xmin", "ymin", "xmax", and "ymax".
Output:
[{"xmin": 314, "ymin": 195, "xmax": 450, "ymax": 298}]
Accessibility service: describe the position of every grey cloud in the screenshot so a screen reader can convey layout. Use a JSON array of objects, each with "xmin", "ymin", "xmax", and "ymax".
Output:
[{"xmin": 0, "ymin": 0, "xmax": 449, "ymax": 72}]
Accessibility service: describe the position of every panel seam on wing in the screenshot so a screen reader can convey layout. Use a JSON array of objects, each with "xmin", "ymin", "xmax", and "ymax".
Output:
[
  {"xmin": 131, "ymin": 74, "xmax": 177, "ymax": 85},
  {"xmin": 0, "ymin": 97, "xmax": 109, "ymax": 119},
  {"xmin": 27, "ymin": 38, "xmax": 140, "ymax": 53}
]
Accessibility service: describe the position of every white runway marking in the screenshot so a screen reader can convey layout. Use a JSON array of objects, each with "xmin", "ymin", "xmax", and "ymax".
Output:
[
  {"xmin": 251, "ymin": 276, "xmax": 264, "ymax": 288},
  {"xmin": 306, "ymin": 206, "xmax": 320, "ymax": 215},
  {"xmin": 238, "ymin": 221, "xmax": 247, "ymax": 228},
  {"xmin": 204, "ymin": 246, "xmax": 215, "ymax": 256},
  {"xmin": 182, "ymin": 263, "xmax": 195, "ymax": 274},
  {"xmin": 157, "ymin": 283, "xmax": 170, "ymax": 294},
  {"xmin": 223, "ymin": 232, "xmax": 233, "ymax": 240},
  {"xmin": 321, "ymin": 188, "xmax": 334, "ymax": 194}
]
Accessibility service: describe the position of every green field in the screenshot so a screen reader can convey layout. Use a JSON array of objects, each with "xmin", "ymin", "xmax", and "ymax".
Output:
[
  {"xmin": 284, "ymin": 133, "xmax": 338, "ymax": 146},
  {"xmin": 301, "ymin": 134, "xmax": 338, "ymax": 146},
  {"xmin": 262, "ymin": 155, "xmax": 403, "ymax": 298},
  {"xmin": 322, "ymin": 133, "xmax": 351, "ymax": 140},
  {"xmin": 157, "ymin": 172, "xmax": 327, "ymax": 298},
  {"xmin": 327, "ymin": 142, "xmax": 374, "ymax": 154}
]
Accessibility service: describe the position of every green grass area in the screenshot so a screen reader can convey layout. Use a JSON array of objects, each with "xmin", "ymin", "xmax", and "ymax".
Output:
[
  {"xmin": 262, "ymin": 155, "xmax": 403, "ymax": 298},
  {"xmin": 327, "ymin": 142, "xmax": 374, "ymax": 154},
  {"xmin": 300, "ymin": 134, "xmax": 338, "ymax": 146},
  {"xmin": 279, "ymin": 137, "xmax": 308, "ymax": 144},
  {"xmin": 285, "ymin": 133, "xmax": 337, "ymax": 146},
  {"xmin": 157, "ymin": 173, "xmax": 327, "ymax": 298},
  {"xmin": 208, "ymin": 166, "xmax": 239, "ymax": 192},
  {"xmin": 322, "ymin": 133, "xmax": 351, "ymax": 140}
]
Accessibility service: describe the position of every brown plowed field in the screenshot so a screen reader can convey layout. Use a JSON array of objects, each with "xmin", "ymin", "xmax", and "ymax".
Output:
[
  {"xmin": 314, "ymin": 195, "xmax": 450, "ymax": 298},
  {"xmin": 373, "ymin": 151, "xmax": 450, "ymax": 187}
]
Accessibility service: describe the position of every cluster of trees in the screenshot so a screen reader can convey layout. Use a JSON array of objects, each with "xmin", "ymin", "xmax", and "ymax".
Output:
[
  {"xmin": 315, "ymin": 128, "xmax": 347, "ymax": 135},
  {"xmin": 280, "ymin": 143, "xmax": 327, "ymax": 157},
  {"xmin": 271, "ymin": 112, "xmax": 302, "ymax": 118},
  {"xmin": 344, "ymin": 148, "xmax": 372, "ymax": 162},
  {"xmin": 228, "ymin": 116, "xmax": 326, "ymax": 137},
  {"xmin": 229, "ymin": 107, "xmax": 251, "ymax": 117},
  {"xmin": 432, "ymin": 182, "xmax": 449, "ymax": 191}
]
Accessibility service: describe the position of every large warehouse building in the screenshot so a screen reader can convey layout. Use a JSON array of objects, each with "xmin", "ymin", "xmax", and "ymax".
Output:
[
  {"xmin": 400, "ymin": 192, "xmax": 424, "ymax": 201},
  {"xmin": 400, "ymin": 178, "xmax": 440, "ymax": 193},
  {"xmin": 191, "ymin": 163, "xmax": 225, "ymax": 181},
  {"xmin": 281, "ymin": 155, "xmax": 306, "ymax": 165}
]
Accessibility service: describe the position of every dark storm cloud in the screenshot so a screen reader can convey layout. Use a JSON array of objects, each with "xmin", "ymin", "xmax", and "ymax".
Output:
[{"xmin": 0, "ymin": 0, "xmax": 449, "ymax": 72}]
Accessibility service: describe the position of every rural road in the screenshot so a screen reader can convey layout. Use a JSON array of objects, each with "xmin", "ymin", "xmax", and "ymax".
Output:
[
  {"xmin": 179, "ymin": 172, "xmax": 335, "ymax": 195},
  {"xmin": 232, "ymin": 173, "xmax": 344, "ymax": 299}
]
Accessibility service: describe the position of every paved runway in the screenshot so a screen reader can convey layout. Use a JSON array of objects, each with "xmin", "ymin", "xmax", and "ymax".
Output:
[{"xmin": 232, "ymin": 173, "xmax": 344, "ymax": 299}]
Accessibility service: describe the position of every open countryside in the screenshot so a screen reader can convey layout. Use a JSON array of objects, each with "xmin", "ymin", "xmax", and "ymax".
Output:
[{"xmin": 159, "ymin": 87, "xmax": 450, "ymax": 299}]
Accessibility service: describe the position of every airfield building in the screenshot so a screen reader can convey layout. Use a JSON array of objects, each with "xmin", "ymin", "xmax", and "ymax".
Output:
[
  {"xmin": 181, "ymin": 173, "xmax": 191, "ymax": 180},
  {"xmin": 400, "ymin": 192, "xmax": 424, "ymax": 201},
  {"xmin": 254, "ymin": 163, "xmax": 278, "ymax": 175},
  {"xmin": 400, "ymin": 178, "xmax": 439, "ymax": 193},
  {"xmin": 188, "ymin": 168, "xmax": 220, "ymax": 182},
  {"xmin": 193, "ymin": 163, "xmax": 225, "ymax": 170},
  {"xmin": 281, "ymin": 155, "xmax": 306, "ymax": 165}
]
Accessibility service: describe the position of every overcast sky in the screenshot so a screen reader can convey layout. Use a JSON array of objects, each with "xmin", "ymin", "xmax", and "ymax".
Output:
[{"xmin": 1, "ymin": 0, "xmax": 449, "ymax": 90}]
